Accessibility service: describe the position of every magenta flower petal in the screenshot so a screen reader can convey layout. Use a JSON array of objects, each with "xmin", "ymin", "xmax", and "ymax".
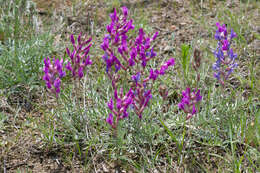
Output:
[
  {"xmin": 78, "ymin": 67, "xmax": 84, "ymax": 78},
  {"xmin": 192, "ymin": 104, "xmax": 197, "ymax": 115},
  {"xmin": 107, "ymin": 98, "xmax": 114, "ymax": 111},
  {"xmin": 166, "ymin": 58, "xmax": 175, "ymax": 66},
  {"xmin": 66, "ymin": 62, "xmax": 72, "ymax": 71},
  {"xmin": 122, "ymin": 6, "xmax": 128, "ymax": 17},
  {"xmin": 53, "ymin": 78, "xmax": 61, "ymax": 89},
  {"xmin": 70, "ymin": 34, "xmax": 75, "ymax": 45},
  {"xmin": 152, "ymin": 31, "xmax": 159, "ymax": 41}
]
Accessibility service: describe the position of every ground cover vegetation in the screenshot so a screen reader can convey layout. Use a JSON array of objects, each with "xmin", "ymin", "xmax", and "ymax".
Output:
[{"xmin": 0, "ymin": 0, "xmax": 259, "ymax": 172}]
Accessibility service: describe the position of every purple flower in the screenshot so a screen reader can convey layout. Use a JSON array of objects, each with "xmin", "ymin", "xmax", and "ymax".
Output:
[
  {"xmin": 84, "ymin": 56, "xmax": 92, "ymax": 66},
  {"xmin": 59, "ymin": 70, "xmax": 66, "ymax": 78},
  {"xmin": 128, "ymin": 58, "xmax": 135, "ymax": 66},
  {"xmin": 122, "ymin": 6, "xmax": 128, "ymax": 17},
  {"xmin": 191, "ymin": 104, "xmax": 197, "ymax": 115},
  {"xmin": 159, "ymin": 65, "xmax": 168, "ymax": 75},
  {"xmin": 46, "ymin": 82, "xmax": 52, "ymax": 89},
  {"xmin": 44, "ymin": 58, "xmax": 50, "ymax": 67},
  {"xmin": 101, "ymin": 37, "xmax": 109, "ymax": 51},
  {"xmin": 166, "ymin": 58, "xmax": 175, "ymax": 66},
  {"xmin": 195, "ymin": 89, "xmax": 202, "ymax": 101},
  {"xmin": 144, "ymin": 37, "xmax": 151, "ymax": 50},
  {"xmin": 149, "ymin": 69, "xmax": 159, "ymax": 81},
  {"xmin": 130, "ymin": 47, "xmax": 137, "ymax": 59},
  {"xmin": 150, "ymin": 47, "xmax": 157, "ymax": 58},
  {"xmin": 43, "ymin": 73, "xmax": 50, "ymax": 81},
  {"xmin": 159, "ymin": 58, "xmax": 175, "ymax": 75},
  {"xmin": 143, "ymin": 90, "xmax": 152, "ymax": 107},
  {"xmin": 106, "ymin": 113, "xmax": 114, "ymax": 126},
  {"xmin": 230, "ymin": 29, "xmax": 237, "ymax": 40},
  {"xmin": 70, "ymin": 34, "xmax": 75, "ymax": 45},
  {"xmin": 110, "ymin": 8, "xmax": 118, "ymax": 22},
  {"xmin": 66, "ymin": 34, "xmax": 92, "ymax": 79},
  {"xmin": 55, "ymin": 87, "xmax": 60, "ymax": 94},
  {"xmin": 213, "ymin": 22, "xmax": 238, "ymax": 84},
  {"xmin": 108, "ymin": 98, "xmax": 114, "ymax": 110},
  {"xmin": 122, "ymin": 110, "xmax": 129, "ymax": 118},
  {"xmin": 65, "ymin": 62, "xmax": 72, "ymax": 71},
  {"xmin": 228, "ymin": 49, "xmax": 237, "ymax": 60},
  {"xmin": 106, "ymin": 88, "xmax": 134, "ymax": 128},
  {"xmin": 126, "ymin": 19, "xmax": 134, "ymax": 31},
  {"xmin": 78, "ymin": 67, "xmax": 84, "ymax": 78},
  {"xmin": 222, "ymin": 40, "xmax": 229, "ymax": 50},
  {"xmin": 132, "ymin": 72, "xmax": 141, "ymax": 84},
  {"xmin": 42, "ymin": 57, "xmax": 65, "ymax": 96},
  {"xmin": 152, "ymin": 31, "xmax": 158, "ymax": 41},
  {"xmin": 178, "ymin": 88, "xmax": 202, "ymax": 119},
  {"xmin": 107, "ymin": 23, "xmax": 114, "ymax": 33},
  {"xmin": 77, "ymin": 32, "xmax": 82, "ymax": 44}
]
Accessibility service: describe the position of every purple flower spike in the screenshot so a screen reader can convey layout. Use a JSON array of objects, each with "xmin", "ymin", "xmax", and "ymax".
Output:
[
  {"xmin": 213, "ymin": 22, "xmax": 238, "ymax": 85},
  {"xmin": 66, "ymin": 34, "xmax": 92, "ymax": 79},
  {"xmin": 42, "ymin": 56, "xmax": 66, "ymax": 97}
]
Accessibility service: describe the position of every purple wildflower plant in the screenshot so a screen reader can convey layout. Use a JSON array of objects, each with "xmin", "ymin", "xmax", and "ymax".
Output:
[
  {"xmin": 213, "ymin": 22, "xmax": 238, "ymax": 86},
  {"xmin": 102, "ymin": 7, "xmax": 175, "ymax": 127},
  {"xmin": 178, "ymin": 88, "xmax": 202, "ymax": 120},
  {"xmin": 43, "ymin": 56, "xmax": 66, "ymax": 97},
  {"xmin": 66, "ymin": 33, "xmax": 92, "ymax": 79}
]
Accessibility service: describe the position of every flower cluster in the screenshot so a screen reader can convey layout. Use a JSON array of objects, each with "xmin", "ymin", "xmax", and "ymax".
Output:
[
  {"xmin": 106, "ymin": 88, "xmax": 134, "ymax": 129},
  {"xmin": 43, "ymin": 57, "xmax": 66, "ymax": 97},
  {"xmin": 101, "ymin": 7, "xmax": 135, "ymax": 74},
  {"xmin": 43, "ymin": 33, "xmax": 93, "ymax": 96},
  {"xmin": 178, "ymin": 88, "xmax": 202, "ymax": 119},
  {"xmin": 66, "ymin": 33, "xmax": 92, "ymax": 79},
  {"xmin": 213, "ymin": 22, "xmax": 237, "ymax": 86},
  {"xmin": 102, "ymin": 7, "xmax": 175, "ymax": 127},
  {"xmin": 101, "ymin": 7, "xmax": 159, "ymax": 76}
]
